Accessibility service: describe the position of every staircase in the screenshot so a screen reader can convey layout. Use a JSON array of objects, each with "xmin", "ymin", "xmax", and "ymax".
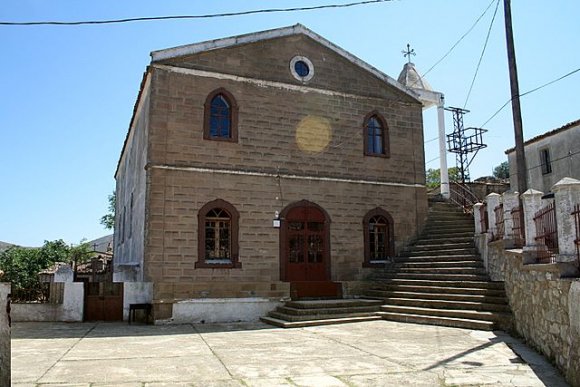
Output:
[
  {"xmin": 365, "ymin": 201, "xmax": 513, "ymax": 331},
  {"xmin": 260, "ymin": 299, "xmax": 383, "ymax": 328}
]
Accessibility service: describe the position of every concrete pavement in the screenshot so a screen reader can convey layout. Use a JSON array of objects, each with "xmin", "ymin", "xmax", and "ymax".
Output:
[{"xmin": 11, "ymin": 320, "xmax": 568, "ymax": 386}]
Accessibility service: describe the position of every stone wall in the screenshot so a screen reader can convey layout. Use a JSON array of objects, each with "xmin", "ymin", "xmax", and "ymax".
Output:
[
  {"xmin": 0, "ymin": 283, "xmax": 10, "ymax": 387},
  {"xmin": 479, "ymin": 239, "xmax": 580, "ymax": 386}
]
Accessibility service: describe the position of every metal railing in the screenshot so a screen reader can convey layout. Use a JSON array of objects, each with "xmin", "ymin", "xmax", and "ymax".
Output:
[
  {"xmin": 479, "ymin": 203, "xmax": 489, "ymax": 234},
  {"xmin": 492, "ymin": 204, "xmax": 504, "ymax": 241},
  {"xmin": 449, "ymin": 182, "xmax": 480, "ymax": 214},
  {"xmin": 533, "ymin": 202, "xmax": 559, "ymax": 264},
  {"xmin": 511, "ymin": 206, "xmax": 525, "ymax": 248},
  {"xmin": 573, "ymin": 203, "xmax": 580, "ymax": 265},
  {"xmin": 11, "ymin": 282, "xmax": 64, "ymax": 304}
]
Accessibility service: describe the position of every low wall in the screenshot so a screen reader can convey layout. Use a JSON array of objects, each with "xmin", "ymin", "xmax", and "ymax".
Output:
[
  {"xmin": 0, "ymin": 283, "xmax": 10, "ymax": 387},
  {"xmin": 161, "ymin": 298, "xmax": 282, "ymax": 324},
  {"xmin": 478, "ymin": 238, "xmax": 580, "ymax": 386},
  {"xmin": 12, "ymin": 282, "xmax": 84, "ymax": 322}
]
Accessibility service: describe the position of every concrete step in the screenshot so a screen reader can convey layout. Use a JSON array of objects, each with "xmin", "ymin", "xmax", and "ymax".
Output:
[
  {"xmin": 369, "ymin": 284, "xmax": 506, "ymax": 297},
  {"xmin": 375, "ymin": 273, "xmax": 491, "ymax": 282},
  {"xmin": 367, "ymin": 290, "xmax": 508, "ymax": 304},
  {"xmin": 420, "ymin": 229, "xmax": 474, "ymax": 237},
  {"xmin": 284, "ymin": 299, "xmax": 382, "ymax": 310},
  {"xmin": 268, "ymin": 310, "xmax": 380, "ymax": 322},
  {"xmin": 422, "ymin": 224, "xmax": 474, "ymax": 231},
  {"xmin": 395, "ymin": 260, "xmax": 484, "ymax": 269},
  {"xmin": 260, "ymin": 315, "xmax": 382, "ymax": 328},
  {"xmin": 379, "ymin": 297, "xmax": 511, "ymax": 312},
  {"xmin": 410, "ymin": 242, "xmax": 474, "ymax": 251},
  {"xmin": 369, "ymin": 278, "xmax": 505, "ymax": 290},
  {"xmin": 395, "ymin": 255, "xmax": 480, "ymax": 263},
  {"xmin": 394, "ymin": 267, "xmax": 487, "ymax": 275},
  {"xmin": 276, "ymin": 304, "xmax": 382, "ymax": 316},
  {"xmin": 380, "ymin": 305, "xmax": 511, "ymax": 323},
  {"xmin": 378, "ymin": 312, "xmax": 495, "ymax": 331},
  {"xmin": 415, "ymin": 236, "xmax": 474, "ymax": 245},
  {"xmin": 400, "ymin": 248, "xmax": 476, "ymax": 257}
]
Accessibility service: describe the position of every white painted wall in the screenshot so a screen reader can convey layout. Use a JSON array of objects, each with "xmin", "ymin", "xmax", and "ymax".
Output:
[
  {"xmin": 166, "ymin": 298, "xmax": 282, "ymax": 324},
  {"xmin": 123, "ymin": 282, "xmax": 153, "ymax": 320},
  {"xmin": 12, "ymin": 282, "xmax": 84, "ymax": 322}
]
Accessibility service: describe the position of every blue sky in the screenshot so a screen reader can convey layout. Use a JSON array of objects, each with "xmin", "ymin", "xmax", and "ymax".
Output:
[{"xmin": 1, "ymin": 0, "xmax": 579, "ymax": 246}]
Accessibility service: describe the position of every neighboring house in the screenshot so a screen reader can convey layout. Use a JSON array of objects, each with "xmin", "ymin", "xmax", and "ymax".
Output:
[
  {"xmin": 506, "ymin": 119, "xmax": 580, "ymax": 193},
  {"xmin": 113, "ymin": 24, "xmax": 428, "ymax": 322}
]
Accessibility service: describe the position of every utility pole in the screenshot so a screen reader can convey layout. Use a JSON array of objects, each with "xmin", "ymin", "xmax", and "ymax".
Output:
[{"xmin": 504, "ymin": 0, "xmax": 527, "ymax": 194}]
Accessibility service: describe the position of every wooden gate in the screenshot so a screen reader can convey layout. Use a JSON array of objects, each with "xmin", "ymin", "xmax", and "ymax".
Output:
[{"xmin": 84, "ymin": 282, "xmax": 123, "ymax": 321}]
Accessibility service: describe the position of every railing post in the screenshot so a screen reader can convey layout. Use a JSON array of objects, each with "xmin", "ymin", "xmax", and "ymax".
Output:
[
  {"xmin": 502, "ymin": 191, "xmax": 519, "ymax": 246},
  {"xmin": 486, "ymin": 193, "xmax": 501, "ymax": 239},
  {"xmin": 552, "ymin": 178, "xmax": 580, "ymax": 269},
  {"xmin": 474, "ymin": 203, "xmax": 484, "ymax": 234},
  {"xmin": 521, "ymin": 189, "xmax": 544, "ymax": 263}
]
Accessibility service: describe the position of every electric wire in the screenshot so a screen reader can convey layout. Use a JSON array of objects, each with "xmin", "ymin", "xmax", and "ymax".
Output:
[
  {"xmin": 0, "ymin": 0, "xmax": 393, "ymax": 26},
  {"xmin": 479, "ymin": 66, "xmax": 580, "ymax": 129},
  {"xmin": 463, "ymin": 0, "xmax": 500, "ymax": 109},
  {"xmin": 410, "ymin": 0, "xmax": 497, "ymax": 87}
]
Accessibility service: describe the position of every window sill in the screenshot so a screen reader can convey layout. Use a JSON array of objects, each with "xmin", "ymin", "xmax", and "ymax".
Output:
[{"xmin": 195, "ymin": 261, "xmax": 242, "ymax": 269}]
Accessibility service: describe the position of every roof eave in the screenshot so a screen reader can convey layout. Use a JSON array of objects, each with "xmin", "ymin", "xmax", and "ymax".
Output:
[{"xmin": 150, "ymin": 24, "xmax": 420, "ymax": 104}]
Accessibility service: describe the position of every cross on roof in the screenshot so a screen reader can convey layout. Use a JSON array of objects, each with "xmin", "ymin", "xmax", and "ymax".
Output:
[{"xmin": 402, "ymin": 43, "xmax": 416, "ymax": 64}]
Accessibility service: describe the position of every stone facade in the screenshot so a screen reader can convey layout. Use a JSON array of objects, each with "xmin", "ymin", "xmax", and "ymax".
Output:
[
  {"xmin": 0, "ymin": 282, "xmax": 10, "ymax": 387},
  {"xmin": 114, "ymin": 25, "xmax": 428, "ymax": 321},
  {"xmin": 476, "ymin": 238, "xmax": 580, "ymax": 386}
]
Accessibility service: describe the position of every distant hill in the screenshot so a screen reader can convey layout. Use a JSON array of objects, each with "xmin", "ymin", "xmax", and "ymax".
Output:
[
  {"xmin": 86, "ymin": 234, "xmax": 114, "ymax": 254},
  {"xmin": 0, "ymin": 241, "xmax": 15, "ymax": 252}
]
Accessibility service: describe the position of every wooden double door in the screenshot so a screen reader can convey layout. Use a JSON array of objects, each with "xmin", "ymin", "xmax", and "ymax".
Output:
[
  {"xmin": 281, "ymin": 202, "xmax": 330, "ymax": 282},
  {"xmin": 84, "ymin": 282, "xmax": 123, "ymax": 321}
]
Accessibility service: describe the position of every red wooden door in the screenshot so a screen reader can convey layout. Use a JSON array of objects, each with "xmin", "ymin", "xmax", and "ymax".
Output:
[
  {"xmin": 284, "ymin": 205, "xmax": 329, "ymax": 281},
  {"xmin": 85, "ymin": 282, "xmax": 123, "ymax": 321}
]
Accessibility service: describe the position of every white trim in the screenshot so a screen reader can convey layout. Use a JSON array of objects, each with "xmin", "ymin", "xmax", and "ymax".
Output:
[
  {"xmin": 150, "ymin": 24, "xmax": 418, "ymax": 102},
  {"xmin": 153, "ymin": 64, "xmax": 414, "ymax": 105},
  {"xmin": 149, "ymin": 164, "xmax": 424, "ymax": 189},
  {"xmin": 290, "ymin": 56, "xmax": 314, "ymax": 83}
]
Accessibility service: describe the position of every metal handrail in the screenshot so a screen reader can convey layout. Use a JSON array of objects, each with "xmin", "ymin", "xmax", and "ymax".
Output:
[{"xmin": 449, "ymin": 182, "xmax": 481, "ymax": 214}]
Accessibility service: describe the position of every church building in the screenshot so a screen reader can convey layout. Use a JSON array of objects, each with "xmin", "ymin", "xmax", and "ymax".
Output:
[{"xmin": 113, "ymin": 24, "xmax": 428, "ymax": 322}]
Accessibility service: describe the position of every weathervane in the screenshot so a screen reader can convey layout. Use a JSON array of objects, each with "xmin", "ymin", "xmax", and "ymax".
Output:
[{"xmin": 402, "ymin": 43, "xmax": 416, "ymax": 64}]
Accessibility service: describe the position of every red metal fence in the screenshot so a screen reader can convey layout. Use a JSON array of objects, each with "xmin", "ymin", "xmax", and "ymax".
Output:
[
  {"xmin": 533, "ymin": 202, "xmax": 558, "ymax": 263},
  {"xmin": 573, "ymin": 203, "xmax": 580, "ymax": 265},
  {"xmin": 511, "ymin": 206, "xmax": 525, "ymax": 248},
  {"xmin": 492, "ymin": 204, "xmax": 504, "ymax": 241}
]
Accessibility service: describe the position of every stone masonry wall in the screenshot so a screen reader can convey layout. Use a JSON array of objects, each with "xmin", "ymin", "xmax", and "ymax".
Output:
[
  {"xmin": 147, "ymin": 167, "xmax": 426, "ymax": 307},
  {"xmin": 480, "ymin": 239, "xmax": 580, "ymax": 386}
]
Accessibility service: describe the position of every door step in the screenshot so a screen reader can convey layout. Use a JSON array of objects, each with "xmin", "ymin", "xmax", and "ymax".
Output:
[{"xmin": 261, "ymin": 298, "xmax": 383, "ymax": 328}]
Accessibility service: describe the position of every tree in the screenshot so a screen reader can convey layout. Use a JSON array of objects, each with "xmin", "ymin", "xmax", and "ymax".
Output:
[
  {"xmin": 0, "ymin": 239, "xmax": 93, "ymax": 292},
  {"xmin": 493, "ymin": 161, "xmax": 510, "ymax": 179},
  {"xmin": 100, "ymin": 191, "xmax": 116, "ymax": 230},
  {"xmin": 0, "ymin": 240, "xmax": 70, "ymax": 290},
  {"xmin": 425, "ymin": 167, "xmax": 461, "ymax": 188}
]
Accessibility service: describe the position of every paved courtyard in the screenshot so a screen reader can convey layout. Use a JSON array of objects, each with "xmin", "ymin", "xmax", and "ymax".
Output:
[{"xmin": 11, "ymin": 320, "xmax": 568, "ymax": 386}]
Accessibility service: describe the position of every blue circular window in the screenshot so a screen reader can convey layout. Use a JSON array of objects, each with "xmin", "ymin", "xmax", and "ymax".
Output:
[
  {"xmin": 294, "ymin": 61, "xmax": 310, "ymax": 77},
  {"xmin": 290, "ymin": 56, "xmax": 314, "ymax": 82}
]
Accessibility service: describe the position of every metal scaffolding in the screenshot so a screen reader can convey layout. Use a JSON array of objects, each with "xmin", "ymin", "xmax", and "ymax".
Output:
[{"xmin": 445, "ymin": 107, "xmax": 487, "ymax": 184}]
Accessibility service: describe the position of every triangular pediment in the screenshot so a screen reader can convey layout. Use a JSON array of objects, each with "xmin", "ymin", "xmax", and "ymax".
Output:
[{"xmin": 151, "ymin": 24, "xmax": 420, "ymax": 103}]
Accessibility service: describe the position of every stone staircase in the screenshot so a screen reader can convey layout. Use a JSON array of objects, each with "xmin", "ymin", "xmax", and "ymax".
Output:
[
  {"xmin": 365, "ymin": 201, "xmax": 513, "ymax": 331},
  {"xmin": 260, "ymin": 299, "xmax": 383, "ymax": 328}
]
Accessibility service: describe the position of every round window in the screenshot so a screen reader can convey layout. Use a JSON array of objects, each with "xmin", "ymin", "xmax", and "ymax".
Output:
[{"xmin": 290, "ymin": 56, "xmax": 314, "ymax": 82}]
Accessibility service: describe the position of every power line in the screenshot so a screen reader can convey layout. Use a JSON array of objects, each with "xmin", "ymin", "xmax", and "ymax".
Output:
[
  {"xmin": 0, "ymin": 0, "xmax": 393, "ymax": 26},
  {"xmin": 479, "ymin": 66, "xmax": 580, "ymax": 128},
  {"xmin": 463, "ymin": 0, "xmax": 500, "ymax": 109},
  {"xmin": 412, "ymin": 0, "xmax": 496, "ymax": 86}
]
